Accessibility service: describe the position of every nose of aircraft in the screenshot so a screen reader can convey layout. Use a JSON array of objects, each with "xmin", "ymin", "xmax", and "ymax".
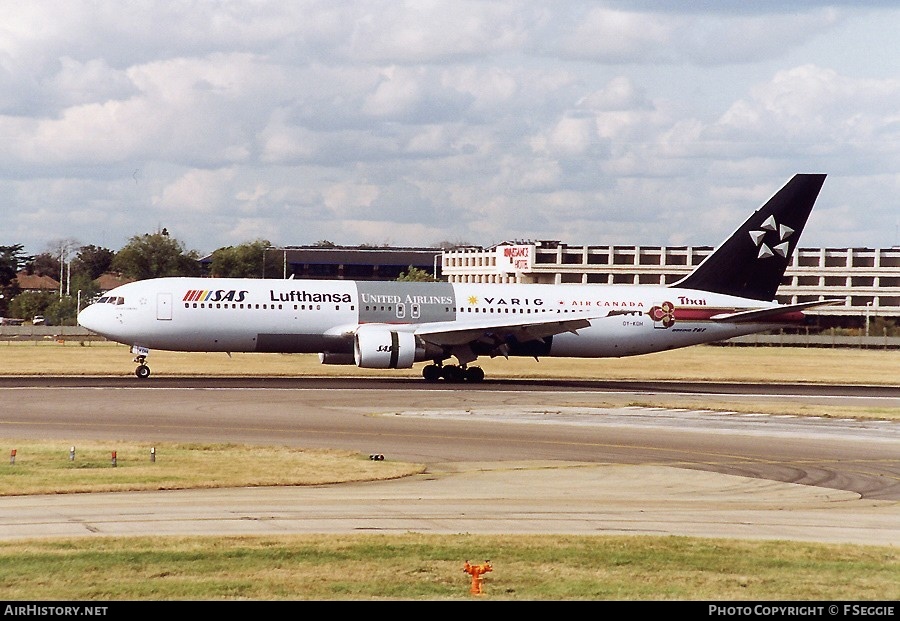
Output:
[{"xmin": 77, "ymin": 304, "xmax": 101, "ymax": 333}]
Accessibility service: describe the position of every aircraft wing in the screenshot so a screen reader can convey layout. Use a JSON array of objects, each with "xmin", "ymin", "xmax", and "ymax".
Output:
[
  {"xmin": 709, "ymin": 299, "xmax": 843, "ymax": 323},
  {"xmin": 411, "ymin": 311, "xmax": 612, "ymax": 347}
]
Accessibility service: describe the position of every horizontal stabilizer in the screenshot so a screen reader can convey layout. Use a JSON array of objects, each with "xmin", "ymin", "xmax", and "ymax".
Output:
[{"xmin": 709, "ymin": 299, "xmax": 842, "ymax": 323}]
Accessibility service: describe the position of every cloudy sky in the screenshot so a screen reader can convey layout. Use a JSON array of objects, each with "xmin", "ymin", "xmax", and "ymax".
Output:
[{"xmin": 3, "ymin": 1, "xmax": 900, "ymax": 260}]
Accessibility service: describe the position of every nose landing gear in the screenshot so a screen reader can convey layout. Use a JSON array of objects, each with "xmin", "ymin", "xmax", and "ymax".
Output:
[
  {"xmin": 133, "ymin": 355, "xmax": 151, "ymax": 378},
  {"xmin": 131, "ymin": 345, "xmax": 151, "ymax": 379}
]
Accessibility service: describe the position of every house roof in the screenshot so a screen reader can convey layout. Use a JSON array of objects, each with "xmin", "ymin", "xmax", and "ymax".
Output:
[
  {"xmin": 14, "ymin": 271, "xmax": 59, "ymax": 292},
  {"xmin": 95, "ymin": 272, "xmax": 135, "ymax": 291}
]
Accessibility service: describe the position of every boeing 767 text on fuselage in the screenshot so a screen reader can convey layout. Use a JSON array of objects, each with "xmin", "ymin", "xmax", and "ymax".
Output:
[{"xmin": 78, "ymin": 174, "xmax": 836, "ymax": 382}]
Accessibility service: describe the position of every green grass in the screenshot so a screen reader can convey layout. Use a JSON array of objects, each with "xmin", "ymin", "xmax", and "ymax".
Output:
[
  {"xmin": 0, "ymin": 535, "xmax": 895, "ymax": 600},
  {"xmin": 1, "ymin": 440, "xmax": 897, "ymax": 600},
  {"xmin": 1, "ymin": 339, "xmax": 899, "ymax": 386},
  {"xmin": 0, "ymin": 440, "xmax": 424, "ymax": 496},
  {"xmin": 0, "ymin": 343, "xmax": 897, "ymax": 600}
]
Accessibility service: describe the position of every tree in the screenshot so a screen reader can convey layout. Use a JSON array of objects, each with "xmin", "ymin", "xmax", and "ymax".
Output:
[
  {"xmin": 111, "ymin": 232, "xmax": 201, "ymax": 280},
  {"xmin": 68, "ymin": 271, "xmax": 101, "ymax": 310},
  {"xmin": 433, "ymin": 239, "xmax": 475, "ymax": 250},
  {"xmin": 396, "ymin": 266, "xmax": 436, "ymax": 282},
  {"xmin": 29, "ymin": 252, "xmax": 61, "ymax": 278},
  {"xmin": 208, "ymin": 240, "xmax": 274, "ymax": 278},
  {"xmin": 43, "ymin": 237, "xmax": 81, "ymax": 284},
  {"xmin": 0, "ymin": 244, "xmax": 31, "ymax": 286},
  {"xmin": 73, "ymin": 245, "xmax": 115, "ymax": 280},
  {"xmin": 43, "ymin": 294, "xmax": 80, "ymax": 326},
  {"xmin": 0, "ymin": 244, "xmax": 31, "ymax": 316},
  {"xmin": 9, "ymin": 291, "xmax": 54, "ymax": 322}
]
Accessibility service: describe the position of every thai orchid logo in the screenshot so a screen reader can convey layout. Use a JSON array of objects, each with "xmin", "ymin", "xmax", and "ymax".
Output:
[{"xmin": 649, "ymin": 301, "xmax": 675, "ymax": 328}]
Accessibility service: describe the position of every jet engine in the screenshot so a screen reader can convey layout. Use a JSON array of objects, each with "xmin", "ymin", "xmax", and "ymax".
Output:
[
  {"xmin": 353, "ymin": 325, "xmax": 420, "ymax": 369},
  {"xmin": 318, "ymin": 352, "xmax": 355, "ymax": 365}
]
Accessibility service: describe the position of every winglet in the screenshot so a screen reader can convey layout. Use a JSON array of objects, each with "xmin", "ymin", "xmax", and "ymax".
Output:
[{"xmin": 673, "ymin": 174, "xmax": 826, "ymax": 301}]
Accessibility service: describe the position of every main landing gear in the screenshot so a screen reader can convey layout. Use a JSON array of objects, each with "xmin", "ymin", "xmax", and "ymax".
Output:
[{"xmin": 422, "ymin": 362, "xmax": 484, "ymax": 383}]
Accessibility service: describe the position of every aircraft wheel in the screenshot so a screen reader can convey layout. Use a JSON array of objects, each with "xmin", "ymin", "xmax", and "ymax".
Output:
[
  {"xmin": 422, "ymin": 364, "xmax": 442, "ymax": 382},
  {"xmin": 135, "ymin": 364, "xmax": 151, "ymax": 379},
  {"xmin": 442, "ymin": 365, "xmax": 465, "ymax": 383},
  {"xmin": 464, "ymin": 366, "xmax": 485, "ymax": 383}
]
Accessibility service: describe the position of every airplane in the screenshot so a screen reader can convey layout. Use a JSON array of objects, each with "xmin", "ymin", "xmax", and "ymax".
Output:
[{"xmin": 78, "ymin": 173, "xmax": 837, "ymax": 382}]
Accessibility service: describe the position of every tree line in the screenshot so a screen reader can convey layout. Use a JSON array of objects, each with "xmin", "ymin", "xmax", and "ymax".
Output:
[{"xmin": 0, "ymin": 235, "xmax": 440, "ymax": 325}]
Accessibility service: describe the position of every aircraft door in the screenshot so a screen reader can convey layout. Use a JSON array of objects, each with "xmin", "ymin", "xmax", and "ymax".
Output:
[{"xmin": 157, "ymin": 293, "xmax": 173, "ymax": 320}]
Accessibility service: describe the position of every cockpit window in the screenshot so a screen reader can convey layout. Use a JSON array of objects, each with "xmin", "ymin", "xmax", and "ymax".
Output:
[{"xmin": 96, "ymin": 296, "xmax": 124, "ymax": 305}]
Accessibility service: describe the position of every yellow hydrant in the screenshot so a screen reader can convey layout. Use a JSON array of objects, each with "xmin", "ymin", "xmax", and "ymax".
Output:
[{"xmin": 463, "ymin": 560, "xmax": 492, "ymax": 595}]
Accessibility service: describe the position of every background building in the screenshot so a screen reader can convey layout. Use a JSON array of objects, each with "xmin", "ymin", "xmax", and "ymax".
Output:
[
  {"xmin": 194, "ymin": 241, "xmax": 900, "ymax": 328},
  {"xmin": 441, "ymin": 242, "xmax": 900, "ymax": 326},
  {"xmin": 200, "ymin": 246, "xmax": 442, "ymax": 281}
]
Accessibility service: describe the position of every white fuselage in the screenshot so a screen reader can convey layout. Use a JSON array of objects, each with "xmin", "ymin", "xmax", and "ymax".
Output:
[{"xmin": 77, "ymin": 277, "xmax": 795, "ymax": 360}]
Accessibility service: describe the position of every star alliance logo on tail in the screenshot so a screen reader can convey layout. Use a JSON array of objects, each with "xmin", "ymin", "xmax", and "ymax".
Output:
[{"xmin": 749, "ymin": 215, "xmax": 794, "ymax": 259}]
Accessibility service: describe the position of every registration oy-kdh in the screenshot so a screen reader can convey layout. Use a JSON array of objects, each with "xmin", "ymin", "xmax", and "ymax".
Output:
[{"xmin": 463, "ymin": 560, "xmax": 493, "ymax": 595}]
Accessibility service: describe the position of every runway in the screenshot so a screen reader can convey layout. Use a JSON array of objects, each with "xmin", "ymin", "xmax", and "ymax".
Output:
[{"xmin": 1, "ymin": 377, "xmax": 898, "ymax": 545}]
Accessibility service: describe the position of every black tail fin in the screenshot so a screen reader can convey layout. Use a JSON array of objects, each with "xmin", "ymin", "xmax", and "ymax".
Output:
[{"xmin": 673, "ymin": 174, "xmax": 826, "ymax": 301}]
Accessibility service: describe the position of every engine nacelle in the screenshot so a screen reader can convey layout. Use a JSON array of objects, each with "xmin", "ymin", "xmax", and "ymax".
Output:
[
  {"xmin": 354, "ymin": 326, "xmax": 419, "ymax": 369},
  {"xmin": 318, "ymin": 352, "xmax": 355, "ymax": 365}
]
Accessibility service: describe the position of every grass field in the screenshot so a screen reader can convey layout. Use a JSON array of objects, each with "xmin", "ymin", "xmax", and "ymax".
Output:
[
  {"xmin": 0, "ymin": 534, "xmax": 895, "ymax": 601},
  {"xmin": 1, "ymin": 341, "xmax": 897, "ymax": 601},
  {"xmin": 2, "ymin": 339, "xmax": 898, "ymax": 385}
]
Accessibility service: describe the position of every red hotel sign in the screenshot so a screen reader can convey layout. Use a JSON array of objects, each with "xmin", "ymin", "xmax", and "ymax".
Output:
[{"xmin": 499, "ymin": 245, "xmax": 533, "ymax": 272}]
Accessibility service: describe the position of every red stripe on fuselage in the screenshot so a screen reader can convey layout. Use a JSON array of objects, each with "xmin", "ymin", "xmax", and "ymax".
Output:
[{"xmin": 673, "ymin": 308, "xmax": 806, "ymax": 323}]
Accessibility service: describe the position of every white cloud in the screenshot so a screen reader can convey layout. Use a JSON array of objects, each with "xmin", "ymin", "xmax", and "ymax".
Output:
[
  {"xmin": 563, "ymin": 8, "xmax": 674, "ymax": 61},
  {"xmin": 361, "ymin": 66, "xmax": 426, "ymax": 117},
  {"xmin": 156, "ymin": 168, "xmax": 238, "ymax": 215},
  {"xmin": 344, "ymin": 0, "xmax": 527, "ymax": 62},
  {"xmin": 3, "ymin": 1, "xmax": 900, "ymax": 257}
]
